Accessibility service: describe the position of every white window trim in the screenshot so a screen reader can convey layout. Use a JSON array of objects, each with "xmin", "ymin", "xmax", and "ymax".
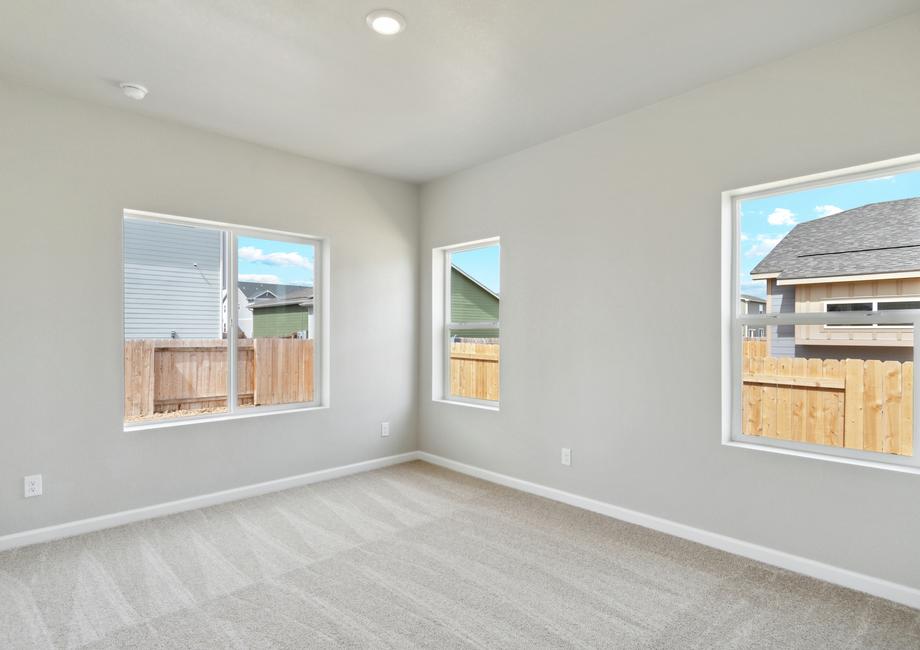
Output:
[
  {"xmin": 123, "ymin": 209, "xmax": 330, "ymax": 431},
  {"xmin": 721, "ymin": 153, "xmax": 920, "ymax": 472},
  {"xmin": 432, "ymin": 237, "xmax": 501, "ymax": 409}
]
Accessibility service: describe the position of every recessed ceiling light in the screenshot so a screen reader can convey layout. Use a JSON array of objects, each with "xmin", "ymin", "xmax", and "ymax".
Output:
[
  {"xmin": 366, "ymin": 9, "xmax": 406, "ymax": 36},
  {"xmin": 119, "ymin": 83, "xmax": 148, "ymax": 100}
]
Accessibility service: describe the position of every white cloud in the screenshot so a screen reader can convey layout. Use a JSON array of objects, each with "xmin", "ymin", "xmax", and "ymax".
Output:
[
  {"xmin": 745, "ymin": 233, "xmax": 783, "ymax": 258},
  {"xmin": 239, "ymin": 273, "xmax": 281, "ymax": 283},
  {"xmin": 766, "ymin": 208, "xmax": 796, "ymax": 226},
  {"xmin": 740, "ymin": 281, "xmax": 767, "ymax": 299},
  {"xmin": 740, "ymin": 232, "xmax": 750, "ymax": 241},
  {"xmin": 814, "ymin": 204, "xmax": 842, "ymax": 217},
  {"xmin": 238, "ymin": 246, "xmax": 314, "ymax": 271}
]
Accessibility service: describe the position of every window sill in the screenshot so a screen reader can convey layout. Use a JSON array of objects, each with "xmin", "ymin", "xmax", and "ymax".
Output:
[
  {"xmin": 433, "ymin": 398, "xmax": 500, "ymax": 412},
  {"xmin": 124, "ymin": 405, "xmax": 328, "ymax": 432},
  {"xmin": 722, "ymin": 440, "xmax": 920, "ymax": 476}
]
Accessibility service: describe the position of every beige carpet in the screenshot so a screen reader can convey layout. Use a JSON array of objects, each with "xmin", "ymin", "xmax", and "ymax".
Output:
[{"xmin": 1, "ymin": 461, "xmax": 918, "ymax": 649}]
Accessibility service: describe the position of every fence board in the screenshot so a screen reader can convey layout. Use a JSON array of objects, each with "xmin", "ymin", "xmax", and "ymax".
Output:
[
  {"xmin": 902, "ymin": 363, "xmax": 914, "ymax": 457},
  {"xmin": 823, "ymin": 360, "xmax": 844, "ymax": 447},
  {"xmin": 761, "ymin": 357, "xmax": 778, "ymax": 439},
  {"xmin": 882, "ymin": 361, "xmax": 900, "ymax": 455},
  {"xmin": 124, "ymin": 340, "xmax": 154, "ymax": 417},
  {"xmin": 863, "ymin": 360, "xmax": 882, "ymax": 453}
]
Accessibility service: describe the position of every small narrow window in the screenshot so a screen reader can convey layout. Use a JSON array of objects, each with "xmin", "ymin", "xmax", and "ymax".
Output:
[{"xmin": 436, "ymin": 239, "xmax": 500, "ymax": 406}]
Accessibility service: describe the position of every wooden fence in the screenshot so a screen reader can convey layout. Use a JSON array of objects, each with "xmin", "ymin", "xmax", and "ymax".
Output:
[
  {"xmin": 125, "ymin": 338, "xmax": 314, "ymax": 420},
  {"xmin": 743, "ymin": 337, "xmax": 767, "ymax": 359},
  {"xmin": 450, "ymin": 341, "xmax": 499, "ymax": 401},
  {"xmin": 743, "ymin": 355, "xmax": 913, "ymax": 456}
]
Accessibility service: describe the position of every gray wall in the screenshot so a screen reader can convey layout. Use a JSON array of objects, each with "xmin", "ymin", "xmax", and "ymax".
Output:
[
  {"xmin": 0, "ymin": 80, "xmax": 419, "ymax": 537},
  {"xmin": 419, "ymin": 15, "xmax": 920, "ymax": 591},
  {"xmin": 768, "ymin": 280, "xmax": 796, "ymax": 358},
  {"xmin": 123, "ymin": 218, "xmax": 222, "ymax": 339}
]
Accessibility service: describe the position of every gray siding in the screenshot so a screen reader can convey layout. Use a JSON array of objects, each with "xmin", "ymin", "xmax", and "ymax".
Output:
[
  {"xmin": 768, "ymin": 279, "xmax": 796, "ymax": 358},
  {"xmin": 123, "ymin": 218, "xmax": 223, "ymax": 339}
]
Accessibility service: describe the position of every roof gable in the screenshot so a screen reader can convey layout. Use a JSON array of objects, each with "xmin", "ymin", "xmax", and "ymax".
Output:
[{"xmin": 751, "ymin": 197, "xmax": 920, "ymax": 281}]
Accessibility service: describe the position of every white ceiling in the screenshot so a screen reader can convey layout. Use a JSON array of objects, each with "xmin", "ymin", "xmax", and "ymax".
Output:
[{"xmin": 1, "ymin": 1, "xmax": 918, "ymax": 182}]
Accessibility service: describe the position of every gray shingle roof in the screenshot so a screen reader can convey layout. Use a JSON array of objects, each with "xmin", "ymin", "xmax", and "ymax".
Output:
[
  {"xmin": 238, "ymin": 281, "xmax": 313, "ymax": 301},
  {"xmin": 751, "ymin": 197, "xmax": 920, "ymax": 280}
]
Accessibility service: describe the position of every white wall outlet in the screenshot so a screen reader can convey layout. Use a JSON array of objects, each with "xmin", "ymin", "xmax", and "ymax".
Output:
[
  {"xmin": 24, "ymin": 474, "xmax": 42, "ymax": 498},
  {"xmin": 381, "ymin": 422, "xmax": 390, "ymax": 437},
  {"xmin": 561, "ymin": 448, "xmax": 572, "ymax": 466}
]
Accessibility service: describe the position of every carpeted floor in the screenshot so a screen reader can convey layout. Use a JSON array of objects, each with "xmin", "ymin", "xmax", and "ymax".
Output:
[{"xmin": 1, "ymin": 461, "xmax": 918, "ymax": 649}]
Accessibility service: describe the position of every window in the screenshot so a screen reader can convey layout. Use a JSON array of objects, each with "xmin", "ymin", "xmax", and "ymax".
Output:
[
  {"xmin": 434, "ymin": 239, "xmax": 500, "ymax": 406},
  {"xmin": 825, "ymin": 299, "xmax": 920, "ymax": 328},
  {"xmin": 724, "ymin": 155, "xmax": 920, "ymax": 469},
  {"xmin": 123, "ymin": 211, "xmax": 323, "ymax": 426}
]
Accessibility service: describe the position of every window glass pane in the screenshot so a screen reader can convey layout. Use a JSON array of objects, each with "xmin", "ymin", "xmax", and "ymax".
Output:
[
  {"xmin": 825, "ymin": 302, "xmax": 874, "ymax": 328},
  {"xmin": 123, "ymin": 218, "xmax": 227, "ymax": 423},
  {"xmin": 878, "ymin": 301, "xmax": 920, "ymax": 311},
  {"xmin": 237, "ymin": 236, "xmax": 316, "ymax": 407},
  {"xmin": 877, "ymin": 301, "xmax": 920, "ymax": 327},
  {"xmin": 449, "ymin": 330, "xmax": 499, "ymax": 401},
  {"xmin": 449, "ymin": 245, "xmax": 500, "ymax": 324},
  {"xmin": 739, "ymin": 169, "xmax": 920, "ymax": 318},
  {"xmin": 826, "ymin": 302, "xmax": 873, "ymax": 312},
  {"xmin": 447, "ymin": 243, "xmax": 500, "ymax": 402},
  {"xmin": 741, "ymin": 326, "xmax": 913, "ymax": 456}
]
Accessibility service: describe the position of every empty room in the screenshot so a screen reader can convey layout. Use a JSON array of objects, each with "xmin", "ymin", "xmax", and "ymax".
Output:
[{"xmin": 3, "ymin": 1, "xmax": 920, "ymax": 647}]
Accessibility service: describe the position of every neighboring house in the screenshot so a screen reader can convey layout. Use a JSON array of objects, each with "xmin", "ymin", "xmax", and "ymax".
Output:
[
  {"xmin": 740, "ymin": 294, "xmax": 766, "ymax": 338},
  {"xmin": 451, "ymin": 265, "xmax": 499, "ymax": 339},
  {"xmin": 123, "ymin": 218, "xmax": 223, "ymax": 339},
  {"xmin": 238, "ymin": 281, "xmax": 314, "ymax": 338},
  {"xmin": 751, "ymin": 197, "xmax": 920, "ymax": 362}
]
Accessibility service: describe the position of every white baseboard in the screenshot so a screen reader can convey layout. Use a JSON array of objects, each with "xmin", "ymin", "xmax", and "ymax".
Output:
[
  {"xmin": 417, "ymin": 451, "xmax": 920, "ymax": 610},
  {"xmin": 5, "ymin": 449, "xmax": 918, "ymax": 610},
  {"xmin": 0, "ymin": 451, "xmax": 420, "ymax": 552}
]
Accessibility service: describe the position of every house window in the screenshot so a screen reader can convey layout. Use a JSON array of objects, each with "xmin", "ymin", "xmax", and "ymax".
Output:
[
  {"xmin": 724, "ymin": 156, "xmax": 920, "ymax": 469},
  {"xmin": 825, "ymin": 300, "xmax": 920, "ymax": 328},
  {"xmin": 123, "ymin": 211, "xmax": 323, "ymax": 427},
  {"xmin": 435, "ymin": 239, "xmax": 500, "ymax": 406}
]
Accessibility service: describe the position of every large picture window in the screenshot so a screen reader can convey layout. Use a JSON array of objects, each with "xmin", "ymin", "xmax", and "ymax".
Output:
[
  {"xmin": 724, "ymin": 156, "xmax": 920, "ymax": 469},
  {"xmin": 123, "ymin": 211, "xmax": 323, "ymax": 427},
  {"xmin": 436, "ymin": 239, "xmax": 500, "ymax": 406}
]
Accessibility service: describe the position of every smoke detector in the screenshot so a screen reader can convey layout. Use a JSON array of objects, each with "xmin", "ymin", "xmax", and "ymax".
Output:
[{"xmin": 119, "ymin": 83, "xmax": 148, "ymax": 100}]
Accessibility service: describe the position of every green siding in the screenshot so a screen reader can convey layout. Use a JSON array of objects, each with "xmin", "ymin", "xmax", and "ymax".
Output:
[
  {"xmin": 252, "ymin": 305, "xmax": 310, "ymax": 338},
  {"xmin": 451, "ymin": 268, "xmax": 499, "ymax": 338}
]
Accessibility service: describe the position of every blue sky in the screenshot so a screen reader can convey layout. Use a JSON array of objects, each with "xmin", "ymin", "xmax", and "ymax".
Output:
[
  {"xmin": 238, "ymin": 236, "xmax": 314, "ymax": 286},
  {"xmin": 740, "ymin": 170, "xmax": 920, "ymax": 298},
  {"xmin": 451, "ymin": 244, "xmax": 500, "ymax": 293}
]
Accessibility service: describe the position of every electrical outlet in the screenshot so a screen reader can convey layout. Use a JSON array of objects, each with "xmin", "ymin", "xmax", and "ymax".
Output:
[
  {"xmin": 381, "ymin": 422, "xmax": 390, "ymax": 437},
  {"xmin": 24, "ymin": 474, "xmax": 42, "ymax": 498},
  {"xmin": 561, "ymin": 448, "xmax": 571, "ymax": 466}
]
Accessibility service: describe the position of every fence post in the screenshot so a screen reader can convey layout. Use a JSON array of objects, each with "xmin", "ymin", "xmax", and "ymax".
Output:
[{"xmin": 124, "ymin": 340, "xmax": 154, "ymax": 417}]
